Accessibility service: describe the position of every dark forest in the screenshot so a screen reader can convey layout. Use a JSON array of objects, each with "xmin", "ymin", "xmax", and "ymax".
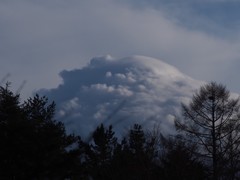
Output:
[{"xmin": 0, "ymin": 82, "xmax": 239, "ymax": 180}]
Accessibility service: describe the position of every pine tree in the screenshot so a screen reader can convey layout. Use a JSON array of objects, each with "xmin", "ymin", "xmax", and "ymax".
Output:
[
  {"xmin": 0, "ymin": 84, "xmax": 80, "ymax": 179},
  {"xmin": 86, "ymin": 124, "xmax": 118, "ymax": 179}
]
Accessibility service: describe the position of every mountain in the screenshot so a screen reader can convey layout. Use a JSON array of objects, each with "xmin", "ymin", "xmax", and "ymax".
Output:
[{"xmin": 39, "ymin": 55, "xmax": 204, "ymax": 138}]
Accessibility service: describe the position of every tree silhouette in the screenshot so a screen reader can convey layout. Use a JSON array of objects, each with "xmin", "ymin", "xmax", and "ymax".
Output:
[
  {"xmin": 0, "ymin": 83, "xmax": 28, "ymax": 179},
  {"xmin": 86, "ymin": 124, "xmax": 118, "ymax": 179},
  {"xmin": 111, "ymin": 124, "xmax": 160, "ymax": 180},
  {"xmin": 0, "ymin": 84, "xmax": 80, "ymax": 179},
  {"xmin": 4, "ymin": 81, "xmax": 240, "ymax": 179},
  {"xmin": 175, "ymin": 82, "xmax": 240, "ymax": 179},
  {"xmin": 160, "ymin": 135, "xmax": 206, "ymax": 180}
]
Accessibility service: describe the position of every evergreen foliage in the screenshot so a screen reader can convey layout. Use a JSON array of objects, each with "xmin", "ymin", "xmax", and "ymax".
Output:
[
  {"xmin": 1, "ymin": 82, "xmax": 240, "ymax": 179},
  {"xmin": 0, "ymin": 84, "xmax": 81, "ymax": 179}
]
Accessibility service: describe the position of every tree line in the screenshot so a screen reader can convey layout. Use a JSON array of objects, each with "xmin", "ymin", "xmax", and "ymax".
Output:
[{"xmin": 0, "ymin": 82, "xmax": 240, "ymax": 179}]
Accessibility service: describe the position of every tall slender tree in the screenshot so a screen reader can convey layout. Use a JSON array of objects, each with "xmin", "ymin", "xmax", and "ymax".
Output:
[
  {"xmin": 86, "ymin": 124, "xmax": 118, "ymax": 179},
  {"xmin": 175, "ymin": 82, "xmax": 240, "ymax": 179}
]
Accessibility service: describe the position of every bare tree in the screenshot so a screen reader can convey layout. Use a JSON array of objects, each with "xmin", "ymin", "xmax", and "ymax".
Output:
[{"xmin": 175, "ymin": 82, "xmax": 240, "ymax": 180}]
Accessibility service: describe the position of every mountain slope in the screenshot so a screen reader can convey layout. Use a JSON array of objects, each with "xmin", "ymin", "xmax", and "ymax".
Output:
[{"xmin": 39, "ymin": 55, "xmax": 204, "ymax": 138}]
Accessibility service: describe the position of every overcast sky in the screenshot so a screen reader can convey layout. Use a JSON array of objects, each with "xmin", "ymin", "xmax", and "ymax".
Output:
[{"xmin": 1, "ymin": 0, "xmax": 240, "ymax": 100}]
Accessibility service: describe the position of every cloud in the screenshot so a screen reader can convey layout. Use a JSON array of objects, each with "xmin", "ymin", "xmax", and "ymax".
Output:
[
  {"xmin": 39, "ymin": 55, "xmax": 204, "ymax": 139},
  {"xmin": 1, "ymin": 0, "xmax": 240, "ymax": 100}
]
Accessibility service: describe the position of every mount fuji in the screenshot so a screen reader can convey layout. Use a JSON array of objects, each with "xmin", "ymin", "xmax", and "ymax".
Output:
[{"xmin": 39, "ymin": 55, "xmax": 204, "ymax": 138}]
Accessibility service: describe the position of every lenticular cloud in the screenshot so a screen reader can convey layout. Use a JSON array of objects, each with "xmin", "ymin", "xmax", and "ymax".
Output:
[{"xmin": 39, "ymin": 55, "xmax": 203, "ymax": 138}]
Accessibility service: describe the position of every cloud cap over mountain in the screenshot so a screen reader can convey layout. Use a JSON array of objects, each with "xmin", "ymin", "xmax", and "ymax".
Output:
[{"xmin": 39, "ymin": 55, "xmax": 204, "ymax": 138}]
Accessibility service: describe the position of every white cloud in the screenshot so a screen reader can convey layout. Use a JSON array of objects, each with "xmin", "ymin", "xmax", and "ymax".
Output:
[
  {"xmin": 39, "ymin": 55, "xmax": 204, "ymax": 138},
  {"xmin": 1, "ymin": 0, "xmax": 240, "ymax": 99}
]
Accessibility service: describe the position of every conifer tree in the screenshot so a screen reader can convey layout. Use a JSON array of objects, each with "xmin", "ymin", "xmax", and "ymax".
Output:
[
  {"xmin": 86, "ymin": 124, "xmax": 118, "ymax": 179},
  {"xmin": 175, "ymin": 82, "xmax": 240, "ymax": 179},
  {"xmin": 0, "ymin": 84, "xmax": 80, "ymax": 179}
]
